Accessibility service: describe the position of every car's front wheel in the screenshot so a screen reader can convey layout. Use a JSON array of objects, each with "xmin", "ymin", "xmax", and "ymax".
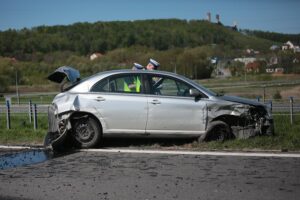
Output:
[
  {"xmin": 202, "ymin": 120, "xmax": 232, "ymax": 142},
  {"xmin": 72, "ymin": 116, "xmax": 101, "ymax": 148}
]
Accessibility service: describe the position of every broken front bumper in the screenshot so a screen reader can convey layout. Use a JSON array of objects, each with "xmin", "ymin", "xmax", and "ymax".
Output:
[{"xmin": 45, "ymin": 105, "xmax": 69, "ymax": 149}]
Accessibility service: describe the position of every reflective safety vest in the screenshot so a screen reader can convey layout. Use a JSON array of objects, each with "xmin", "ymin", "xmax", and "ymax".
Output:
[
  {"xmin": 124, "ymin": 82, "xmax": 131, "ymax": 92},
  {"xmin": 123, "ymin": 76, "xmax": 141, "ymax": 92},
  {"xmin": 134, "ymin": 76, "xmax": 141, "ymax": 92}
]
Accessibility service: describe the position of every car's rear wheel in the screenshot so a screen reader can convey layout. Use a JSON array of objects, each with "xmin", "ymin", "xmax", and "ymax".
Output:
[
  {"xmin": 203, "ymin": 120, "xmax": 232, "ymax": 142},
  {"xmin": 72, "ymin": 117, "xmax": 101, "ymax": 148}
]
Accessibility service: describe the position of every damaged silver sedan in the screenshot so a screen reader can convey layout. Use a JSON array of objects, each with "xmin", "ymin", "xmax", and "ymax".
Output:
[{"xmin": 45, "ymin": 67, "xmax": 274, "ymax": 149}]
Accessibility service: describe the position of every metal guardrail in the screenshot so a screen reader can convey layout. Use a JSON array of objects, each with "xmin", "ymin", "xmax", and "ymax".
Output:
[
  {"xmin": 0, "ymin": 97, "xmax": 299, "ymax": 130},
  {"xmin": 1, "ymin": 100, "xmax": 299, "ymax": 113},
  {"xmin": 1, "ymin": 104, "xmax": 299, "ymax": 113},
  {"xmin": 0, "ymin": 105, "xmax": 49, "ymax": 113}
]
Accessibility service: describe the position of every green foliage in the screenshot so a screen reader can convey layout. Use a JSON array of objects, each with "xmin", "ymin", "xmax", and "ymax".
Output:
[
  {"xmin": 228, "ymin": 61, "xmax": 245, "ymax": 76},
  {"xmin": 245, "ymin": 30, "xmax": 300, "ymax": 44},
  {"xmin": 273, "ymin": 90, "xmax": 282, "ymax": 100},
  {"xmin": 0, "ymin": 114, "xmax": 47, "ymax": 144},
  {"xmin": 0, "ymin": 19, "xmax": 274, "ymax": 57},
  {"xmin": 0, "ymin": 75, "xmax": 9, "ymax": 92}
]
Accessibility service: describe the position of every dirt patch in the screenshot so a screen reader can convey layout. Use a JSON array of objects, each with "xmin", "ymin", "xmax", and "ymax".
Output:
[{"xmin": 280, "ymin": 85, "xmax": 300, "ymax": 99}]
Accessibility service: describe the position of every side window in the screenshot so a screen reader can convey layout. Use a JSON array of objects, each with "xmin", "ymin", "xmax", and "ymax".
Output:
[
  {"xmin": 91, "ymin": 74, "xmax": 142, "ymax": 93},
  {"xmin": 150, "ymin": 75, "xmax": 194, "ymax": 97}
]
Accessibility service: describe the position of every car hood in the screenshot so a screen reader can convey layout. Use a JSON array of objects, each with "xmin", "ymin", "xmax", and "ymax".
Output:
[
  {"xmin": 217, "ymin": 95, "xmax": 262, "ymax": 107},
  {"xmin": 48, "ymin": 66, "xmax": 80, "ymax": 84}
]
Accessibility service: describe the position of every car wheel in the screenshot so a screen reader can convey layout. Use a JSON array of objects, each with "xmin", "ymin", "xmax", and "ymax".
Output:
[
  {"xmin": 72, "ymin": 117, "xmax": 101, "ymax": 148},
  {"xmin": 204, "ymin": 120, "xmax": 232, "ymax": 142}
]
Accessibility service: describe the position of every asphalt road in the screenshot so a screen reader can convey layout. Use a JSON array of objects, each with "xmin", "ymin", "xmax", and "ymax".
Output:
[{"xmin": 0, "ymin": 149, "xmax": 299, "ymax": 200}]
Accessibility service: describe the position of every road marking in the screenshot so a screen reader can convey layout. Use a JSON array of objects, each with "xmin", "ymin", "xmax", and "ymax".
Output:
[
  {"xmin": 1, "ymin": 146, "xmax": 299, "ymax": 158},
  {"xmin": 80, "ymin": 148, "xmax": 300, "ymax": 158},
  {"xmin": 0, "ymin": 145, "xmax": 31, "ymax": 149},
  {"xmin": 0, "ymin": 145, "xmax": 45, "ymax": 150}
]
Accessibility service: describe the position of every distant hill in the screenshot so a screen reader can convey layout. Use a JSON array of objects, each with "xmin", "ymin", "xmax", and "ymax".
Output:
[
  {"xmin": 1, "ymin": 19, "xmax": 300, "ymax": 90},
  {"xmin": 0, "ymin": 19, "xmax": 280, "ymax": 58}
]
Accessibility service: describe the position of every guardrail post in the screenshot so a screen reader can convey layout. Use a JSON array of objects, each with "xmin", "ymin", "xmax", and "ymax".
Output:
[
  {"xmin": 33, "ymin": 104, "xmax": 38, "ymax": 130},
  {"xmin": 269, "ymin": 100, "xmax": 272, "ymax": 112},
  {"xmin": 29, "ymin": 100, "xmax": 33, "ymax": 123},
  {"xmin": 6, "ymin": 100, "xmax": 11, "ymax": 129},
  {"xmin": 289, "ymin": 97, "xmax": 294, "ymax": 125},
  {"xmin": 263, "ymin": 85, "xmax": 266, "ymax": 103}
]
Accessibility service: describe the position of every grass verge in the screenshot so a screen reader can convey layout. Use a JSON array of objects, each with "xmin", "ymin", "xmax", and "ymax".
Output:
[{"xmin": 0, "ymin": 114, "xmax": 47, "ymax": 145}]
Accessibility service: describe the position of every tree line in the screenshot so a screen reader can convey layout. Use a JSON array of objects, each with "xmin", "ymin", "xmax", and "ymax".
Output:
[
  {"xmin": 244, "ymin": 30, "xmax": 300, "ymax": 44},
  {"xmin": 0, "ymin": 19, "xmax": 277, "ymax": 58}
]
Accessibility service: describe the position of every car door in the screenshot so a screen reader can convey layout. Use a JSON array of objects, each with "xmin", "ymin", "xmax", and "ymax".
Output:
[
  {"xmin": 146, "ymin": 74, "xmax": 207, "ymax": 135},
  {"xmin": 89, "ymin": 73, "xmax": 148, "ymax": 134}
]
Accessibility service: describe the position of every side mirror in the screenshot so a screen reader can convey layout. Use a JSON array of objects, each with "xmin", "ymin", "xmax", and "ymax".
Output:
[{"xmin": 189, "ymin": 88, "xmax": 201, "ymax": 97}]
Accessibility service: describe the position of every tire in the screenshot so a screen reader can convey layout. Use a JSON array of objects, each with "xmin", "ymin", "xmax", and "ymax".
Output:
[
  {"xmin": 203, "ymin": 120, "xmax": 232, "ymax": 142},
  {"xmin": 72, "ymin": 117, "xmax": 101, "ymax": 148}
]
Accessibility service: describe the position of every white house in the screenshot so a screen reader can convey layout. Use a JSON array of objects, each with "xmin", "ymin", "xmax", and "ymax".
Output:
[
  {"xmin": 282, "ymin": 41, "xmax": 300, "ymax": 53},
  {"xmin": 90, "ymin": 53, "xmax": 103, "ymax": 61},
  {"xmin": 234, "ymin": 57, "xmax": 257, "ymax": 65}
]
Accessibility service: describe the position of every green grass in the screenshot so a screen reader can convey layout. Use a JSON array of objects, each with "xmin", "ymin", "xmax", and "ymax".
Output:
[
  {"xmin": 0, "ymin": 112, "xmax": 300, "ymax": 151},
  {"xmin": 0, "ymin": 114, "xmax": 47, "ymax": 145}
]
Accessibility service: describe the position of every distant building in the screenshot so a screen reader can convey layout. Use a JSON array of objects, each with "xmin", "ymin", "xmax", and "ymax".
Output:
[
  {"xmin": 282, "ymin": 41, "xmax": 300, "ymax": 53},
  {"xmin": 266, "ymin": 68, "xmax": 274, "ymax": 73},
  {"xmin": 216, "ymin": 14, "xmax": 222, "ymax": 25},
  {"xmin": 246, "ymin": 49, "xmax": 259, "ymax": 55},
  {"xmin": 293, "ymin": 58, "xmax": 299, "ymax": 63},
  {"xmin": 295, "ymin": 47, "xmax": 300, "ymax": 53},
  {"xmin": 266, "ymin": 67, "xmax": 284, "ymax": 74},
  {"xmin": 205, "ymin": 12, "xmax": 237, "ymax": 31},
  {"xmin": 234, "ymin": 57, "xmax": 257, "ymax": 65},
  {"xmin": 207, "ymin": 12, "xmax": 211, "ymax": 22},
  {"xmin": 90, "ymin": 52, "xmax": 103, "ymax": 61},
  {"xmin": 269, "ymin": 56, "xmax": 279, "ymax": 65},
  {"xmin": 213, "ymin": 58, "xmax": 232, "ymax": 78},
  {"xmin": 270, "ymin": 45, "xmax": 280, "ymax": 51},
  {"xmin": 275, "ymin": 68, "xmax": 284, "ymax": 74},
  {"xmin": 245, "ymin": 62, "xmax": 260, "ymax": 73},
  {"xmin": 210, "ymin": 57, "xmax": 218, "ymax": 64}
]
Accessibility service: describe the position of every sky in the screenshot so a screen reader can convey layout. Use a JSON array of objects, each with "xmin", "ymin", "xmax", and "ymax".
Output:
[{"xmin": 0, "ymin": 0, "xmax": 299, "ymax": 34}]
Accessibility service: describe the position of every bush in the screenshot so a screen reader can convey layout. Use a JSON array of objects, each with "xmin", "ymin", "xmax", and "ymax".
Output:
[
  {"xmin": 0, "ymin": 75, "xmax": 9, "ymax": 93},
  {"xmin": 273, "ymin": 90, "xmax": 282, "ymax": 100}
]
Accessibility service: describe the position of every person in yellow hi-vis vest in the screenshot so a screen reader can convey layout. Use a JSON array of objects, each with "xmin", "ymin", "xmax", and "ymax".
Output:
[{"xmin": 124, "ymin": 63, "xmax": 144, "ymax": 92}]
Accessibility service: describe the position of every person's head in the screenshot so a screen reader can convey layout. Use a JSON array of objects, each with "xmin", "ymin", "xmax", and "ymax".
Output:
[
  {"xmin": 146, "ymin": 58, "xmax": 160, "ymax": 70},
  {"xmin": 132, "ymin": 63, "xmax": 144, "ymax": 70}
]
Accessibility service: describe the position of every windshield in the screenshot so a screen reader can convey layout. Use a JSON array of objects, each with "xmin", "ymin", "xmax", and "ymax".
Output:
[{"xmin": 177, "ymin": 75, "xmax": 217, "ymax": 97}]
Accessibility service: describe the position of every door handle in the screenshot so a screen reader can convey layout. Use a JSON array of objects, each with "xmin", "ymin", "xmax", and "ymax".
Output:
[
  {"xmin": 151, "ymin": 99, "xmax": 161, "ymax": 105},
  {"xmin": 95, "ymin": 96, "xmax": 106, "ymax": 102}
]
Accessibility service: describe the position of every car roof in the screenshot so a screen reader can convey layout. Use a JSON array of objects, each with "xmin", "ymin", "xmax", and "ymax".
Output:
[
  {"xmin": 69, "ymin": 69, "xmax": 216, "ymax": 97},
  {"xmin": 78, "ymin": 69, "xmax": 188, "ymax": 85}
]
